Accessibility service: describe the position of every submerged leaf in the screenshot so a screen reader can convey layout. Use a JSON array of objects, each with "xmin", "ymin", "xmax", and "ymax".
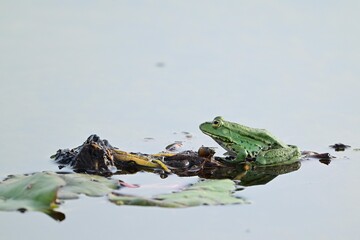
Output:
[
  {"xmin": 109, "ymin": 179, "xmax": 247, "ymax": 207},
  {"xmin": 57, "ymin": 173, "xmax": 120, "ymax": 199}
]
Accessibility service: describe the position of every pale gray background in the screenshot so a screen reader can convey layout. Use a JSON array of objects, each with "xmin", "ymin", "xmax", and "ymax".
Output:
[{"xmin": 1, "ymin": 1, "xmax": 359, "ymax": 239}]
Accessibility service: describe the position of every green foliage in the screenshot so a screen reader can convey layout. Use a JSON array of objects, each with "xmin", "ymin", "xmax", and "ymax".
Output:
[
  {"xmin": 0, "ymin": 172, "xmax": 120, "ymax": 220},
  {"xmin": 0, "ymin": 172, "xmax": 65, "ymax": 220},
  {"xmin": 0, "ymin": 173, "xmax": 246, "ymax": 221}
]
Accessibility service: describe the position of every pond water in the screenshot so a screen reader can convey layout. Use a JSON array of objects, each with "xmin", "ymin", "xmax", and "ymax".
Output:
[{"xmin": 1, "ymin": 1, "xmax": 360, "ymax": 239}]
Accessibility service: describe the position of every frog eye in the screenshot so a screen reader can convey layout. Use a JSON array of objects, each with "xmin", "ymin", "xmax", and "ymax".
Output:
[{"xmin": 212, "ymin": 119, "xmax": 222, "ymax": 128}]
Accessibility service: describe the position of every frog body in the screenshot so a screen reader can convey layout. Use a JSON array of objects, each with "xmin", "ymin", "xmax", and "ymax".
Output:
[{"xmin": 199, "ymin": 116, "xmax": 300, "ymax": 165}]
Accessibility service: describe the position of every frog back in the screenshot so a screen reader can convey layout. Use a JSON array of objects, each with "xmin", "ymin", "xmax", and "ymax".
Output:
[{"xmin": 226, "ymin": 121, "xmax": 288, "ymax": 149}]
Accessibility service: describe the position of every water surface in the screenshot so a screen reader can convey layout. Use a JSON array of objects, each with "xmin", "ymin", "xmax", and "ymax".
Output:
[{"xmin": 0, "ymin": 1, "xmax": 359, "ymax": 239}]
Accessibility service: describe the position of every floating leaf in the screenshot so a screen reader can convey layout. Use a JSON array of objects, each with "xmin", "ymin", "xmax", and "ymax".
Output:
[
  {"xmin": 0, "ymin": 172, "xmax": 65, "ymax": 220},
  {"xmin": 0, "ymin": 172, "xmax": 120, "ymax": 220},
  {"xmin": 109, "ymin": 179, "xmax": 248, "ymax": 208},
  {"xmin": 0, "ymin": 173, "xmax": 247, "ymax": 221}
]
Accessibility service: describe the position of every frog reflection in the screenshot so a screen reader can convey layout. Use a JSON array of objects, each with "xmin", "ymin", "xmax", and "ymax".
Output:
[
  {"xmin": 147, "ymin": 148, "xmax": 300, "ymax": 186},
  {"xmin": 198, "ymin": 160, "xmax": 301, "ymax": 186}
]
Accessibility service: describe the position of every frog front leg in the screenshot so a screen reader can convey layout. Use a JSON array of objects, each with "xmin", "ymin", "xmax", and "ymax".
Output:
[
  {"xmin": 231, "ymin": 146, "xmax": 248, "ymax": 163},
  {"xmin": 256, "ymin": 146, "xmax": 301, "ymax": 165}
]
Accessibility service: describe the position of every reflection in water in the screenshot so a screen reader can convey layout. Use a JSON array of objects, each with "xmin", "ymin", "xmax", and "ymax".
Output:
[
  {"xmin": 51, "ymin": 134, "xmax": 304, "ymax": 180},
  {"xmin": 198, "ymin": 162, "xmax": 301, "ymax": 186},
  {"xmin": 0, "ymin": 135, "xmax": 310, "ymax": 221},
  {"xmin": 52, "ymin": 134, "xmax": 304, "ymax": 188},
  {"xmin": 0, "ymin": 158, "xmax": 302, "ymax": 222},
  {"xmin": 15, "ymin": 209, "xmax": 64, "ymax": 222},
  {"xmin": 45, "ymin": 210, "xmax": 66, "ymax": 222}
]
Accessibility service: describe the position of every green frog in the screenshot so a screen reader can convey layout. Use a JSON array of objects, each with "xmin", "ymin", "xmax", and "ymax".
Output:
[{"xmin": 199, "ymin": 116, "xmax": 301, "ymax": 165}]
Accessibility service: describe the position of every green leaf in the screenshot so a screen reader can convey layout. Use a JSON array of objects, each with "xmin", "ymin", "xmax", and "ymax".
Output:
[
  {"xmin": 0, "ymin": 172, "xmax": 246, "ymax": 221},
  {"xmin": 0, "ymin": 172, "xmax": 120, "ymax": 220},
  {"xmin": 0, "ymin": 172, "xmax": 65, "ymax": 220},
  {"xmin": 109, "ymin": 179, "xmax": 248, "ymax": 208}
]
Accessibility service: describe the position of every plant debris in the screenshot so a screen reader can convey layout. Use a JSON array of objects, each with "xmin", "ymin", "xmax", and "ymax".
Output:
[
  {"xmin": 1, "ymin": 134, "xmax": 341, "ymax": 221},
  {"xmin": 329, "ymin": 143, "xmax": 351, "ymax": 151}
]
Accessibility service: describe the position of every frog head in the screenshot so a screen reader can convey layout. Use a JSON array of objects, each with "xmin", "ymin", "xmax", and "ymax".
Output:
[{"xmin": 199, "ymin": 116, "xmax": 236, "ymax": 152}]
